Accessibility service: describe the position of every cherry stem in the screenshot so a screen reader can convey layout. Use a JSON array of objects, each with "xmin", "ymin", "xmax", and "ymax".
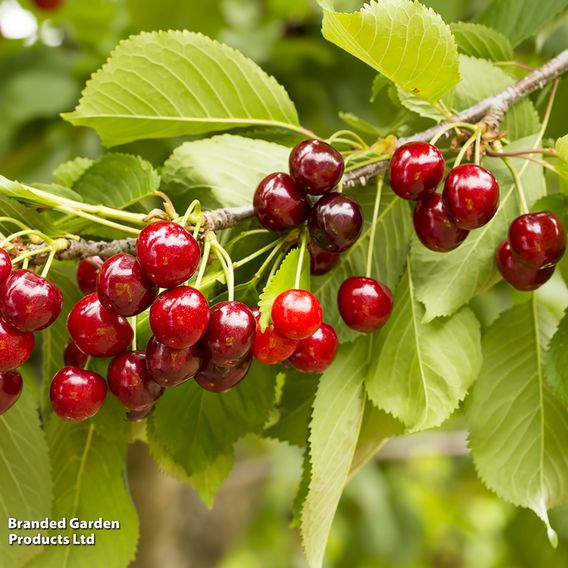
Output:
[
  {"xmin": 40, "ymin": 248, "xmax": 57, "ymax": 278},
  {"xmin": 234, "ymin": 238, "xmax": 284, "ymax": 269},
  {"xmin": 13, "ymin": 246, "xmax": 52, "ymax": 265},
  {"xmin": 294, "ymin": 230, "xmax": 308, "ymax": 289},
  {"xmin": 0, "ymin": 217, "xmax": 32, "ymax": 232},
  {"xmin": 474, "ymin": 127, "xmax": 483, "ymax": 165},
  {"xmin": 194, "ymin": 239, "xmax": 211, "ymax": 290},
  {"xmin": 429, "ymin": 122, "xmax": 477, "ymax": 145},
  {"xmin": 154, "ymin": 191, "xmax": 178, "ymax": 220},
  {"xmin": 225, "ymin": 229, "xmax": 271, "ymax": 250},
  {"xmin": 486, "ymin": 148, "xmax": 557, "ymax": 158},
  {"xmin": 266, "ymin": 250, "xmax": 286, "ymax": 285},
  {"xmin": 211, "ymin": 241, "xmax": 235, "ymax": 302},
  {"xmin": 0, "ymin": 229, "xmax": 53, "ymax": 248},
  {"xmin": 130, "ymin": 316, "xmax": 137, "ymax": 351},
  {"xmin": 454, "ymin": 131, "xmax": 479, "ymax": 167},
  {"xmin": 327, "ymin": 130, "xmax": 368, "ymax": 150},
  {"xmin": 179, "ymin": 199, "xmax": 201, "ymax": 229},
  {"xmin": 503, "ymin": 158, "xmax": 529, "ymax": 214},
  {"xmin": 57, "ymin": 206, "xmax": 141, "ymax": 235},
  {"xmin": 366, "ymin": 175, "xmax": 383, "ymax": 278},
  {"xmin": 253, "ymin": 239, "xmax": 288, "ymax": 282}
]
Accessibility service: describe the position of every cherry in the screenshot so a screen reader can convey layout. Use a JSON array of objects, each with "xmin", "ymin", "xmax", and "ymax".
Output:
[
  {"xmin": 150, "ymin": 286, "xmax": 209, "ymax": 349},
  {"xmin": 50, "ymin": 367, "xmax": 106, "ymax": 421},
  {"xmin": 251, "ymin": 315, "xmax": 298, "ymax": 364},
  {"xmin": 97, "ymin": 254, "xmax": 157, "ymax": 317},
  {"xmin": 496, "ymin": 241, "xmax": 554, "ymax": 291},
  {"xmin": 289, "ymin": 139, "xmax": 344, "ymax": 195},
  {"xmin": 413, "ymin": 193, "xmax": 469, "ymax": 252},
  {"xmin": 443, "ymin": 164, "xmax": 499, "ymax": 229},
  {"xmin": 271, "ymin": 289, "xmax": 322, "ymax": 340},
  {"xmin": 308, "ymin": 193, "xmax": 363, "ymax": 252},
  {"xmin": 195, "ymin": 354, "xmax": 252, "ymax": 393},
  {"xmin": 146, "ymin": 336, "xmax": 202, "ymax": 387},
  {"xmin": 126, "ymin": 406, "xmax": 155, "ymax": 421},
  {"xmin": 0, "ymin": 319, "xmax": 34, "ymax": 371},
  {"xmin": 205, "ymin": 301, "xmax": 255, "ymax": 366},
  {"xmin": 0, "ymin": 269, "xmax": 62, "ymax": 332},
  {"xmin": 0, "ymin": 370, "xmax": 22, "ymax": 414},
  {"xmin": 253, "ymin": 173, "xmax": 309, "ymax": 231},
  {"xmin": 33, "ymin": 0, "xmax": 63, "ymax": 11},
  {"xmin": 63, "ymin": 341, "xmax": 88, "ymax": 369},
  {"xmin": 338, "ymin": 276, "xmax": 393, "ymax": 332},
  {"xmin": 508, "ymin": 211, "xmax": 566, "ymax": 269},
  {"xmin": 108, "ymin": 351, "xmax": 163, "ymax": 411},
  {"xmin": 389, "ymin": 142, "xmax": 445, "ymax": 200},
  {"xmin": 288, "ymin": 323, "xmax": 338, "ymax": 373},
  {"xmin": 308, "ymin": 242, "xmax": 340, "ymax": 275},
  {"xmin": 0, "ymin": 249, "xmax": 12, "ymax": 284},
  {"xmin": 76, "ymin": 256, "xmax": 104, "ymax": 295},
  {"xmin": 136, "ymin": 221, "xmax": 200, "ymax": 288},
  {"xmin": 67, "ymin": 293, "xmax": 133, "ymax": 357}
]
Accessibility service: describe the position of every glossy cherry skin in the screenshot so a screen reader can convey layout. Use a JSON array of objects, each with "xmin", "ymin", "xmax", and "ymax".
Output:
[
  {"xmin": 413, "ymin": 193, "xmax": 469, "ymax": 252},
  {"xmin": 50, "ymin": 367, "xmax": 107, "ymax": 421},
  {"xmin": 150, "ymin": 287, "xmax": 209, "ymax": 349},
  {"xmin": 289, "ymin": 323, "xmax": 338, "ymax": 373},
  {"xmin": 205, "ymin": 301, "xmax": 255, "ymax": 366},
  {"xmin": 195, "ymin": 354, "xmax": 252, "ymax": 393},
  {"xmin": 289, "ymin": 139, "xmax": 344, "ymax": 195},
  {"xmin": 97, "ymin": 254, "xmax": 157, "ymax": 317},
  {"xmin": 67, "ymin": 293, "xmax": 133, "ymax": 357},
  {"xmin": 496, "ymin": 241, "xmax": 554, "ymax": 291},
  {"xmin": 0, "ymin": 370, "xmax": 22, "ymax": 414},
  {"xmin": 136, "ymin": 221, "xmax": 200, "ymax": 288},
  {"xmin": 308, "ymin": 193, "xmax": 363, "ymax": 252},
  {"xmin": 0, "ymin": 270, "xmax": 63, "ymax": 332},
  {"xmin": 389, "ymin": 142, "xmax": 445, "ymax": 200},
  {"xmin": 251, "ymin": 315, "xmax": 298, "ymax": 364},
  {"xmin": 308, "ymin": 242, "xmax": 340, "ymax": 275},
  {"xmin": 0, "ymin": 249, "xmax": 12, "ymax": 284},
  {"xmin": 508, "ymin": 211, "xmax": 566, "ymax": 269},
  {"xmin": 76, "ymin": 256, "xmax": 104, "ymax": 295},
  {"xmin": 63, "ymin": 341, "xmax": 88, "ymax": 369},
  {"xmin": 0, "ymin": 319, "xmax": 35, "ymax": 371},
  {"xmin": 126, "ymin": 406, "xmax": 155, "ymax": 421},
  {"xmin": 108, "ymin": 351, "xmax": 163, "ymax": 411},
  {"xmin": 146, "ymin": 336, "xmax": 202, "ymax": 387},
  {"xmin": 271, "ymin": 289, "xmax": 322, "ymax": 340},
  {"xmin": 34, "ymin": 0, "xmax": 63, "ymax": 10},
  {"xmin": 254, "ymin": 173, "xmax": 310, "ymax": 231}
]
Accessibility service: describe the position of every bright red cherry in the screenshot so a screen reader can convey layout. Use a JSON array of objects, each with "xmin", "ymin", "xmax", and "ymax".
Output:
[
  {"xmin": 0, "ymin": 370, "xmax": 22, "ymax": 414},
  {"xmin": 251, "ymin": 315, "xmax": 298, "ymax": 364},
  {"xmin": 0, "ymin": 319, "xmax": 34, "ymax": 371},
  {"xmin": 289, "ymin": 139, "xmax": 344, "ymax": 195},
  {"xmin": 308, "ymin": 193, "xmax": 363, "ymax": 252},
  {"xmin": 50, "ymin": 367, "xmax": 107, "ymax": 421},
  {"xmin": 146, "ymin": 336, "xmax": 202, "ymax": 387},
  {"xmin": 108, "ymin": 351, "xmax": 163, "ymax": 411},
  {"xmin": 288, "ymin": 323, "xmax": 338, "ymax": 373},
  {"xmin": 308, "ymin": 242, "xmax": 340, "ymax": 275},
  {"xmin": 338, "ymin": 276, "xmax": 393, "ymax": 332},
  {"xmin": 389, "ymin": 142, "xmax": 445, "ymax": 200},
  {"xmin": 97, "ymin": 254, "xmax": 157, "ymax": 317},
  {"xmin": 33, "ymin": 0, "xmax": 64, "ymax": 11},
  {"xmin": 0, "ymin": 249, "xmax": 12, "ymax": 284},
  {"xmin": 413, "ymin": 193, "xmax": 469, "ymax": 252},
  {"xmin": 63, "ymin": 341, "xmax": 88, "ymax": 369},
  {"xmin": 149, "ymin": 287, "xmax": 209, "ymax": 349},
  {"xmin": 76, "ymin": 256, "xmax": 104, "ymax": 295},
  {"xmin": 67, "ymin": 293, "xmax": 133, "ymax": 357},
  {"xmin": 508, "ymin": 211, "xmax": 566, "ymax": 268},
  {"xmin": 271, "ymin": 289, "xmax": 322, "ymax": 340},
  {"xmin": 496, "ymin": 241, "xmax": 554, "ymax": 291},
  {"xmin": 195, "ymin": 354, "xmax": 252, "ymax": 393},
  {"xmin": 0, "ymin": 270, "xmax": 62, "ymax": 332},
  {"xmin": 253, "ymin": 173, "xmax": 309, "ymax": 231}
]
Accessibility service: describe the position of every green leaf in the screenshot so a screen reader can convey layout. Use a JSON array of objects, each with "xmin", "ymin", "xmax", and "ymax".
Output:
[
  {"xmin": 53, "ymin": 157, "xmax": 94, "ymax": 188},
  {"xmin": 162, "ymin": 135, "xmax": 289, "ymax": 209},
  {"xmin": 321, "ymin": 0, "xmax": 460, "ymax": 102},
  {"xmin": 396, "ymin": 87, "xmax": 445, "ymax": 122},
  {"xmin": 450, "ymin": 22, "xmax": 514, "ymax": 61},
  {"xmin": 0, "ymin": 190, "xmax": 52, "ymax": 235},
  {"xmin": 546, "ymin": 308, "xmax": 568, "ymax": 408},
  {"xmin": 532, "ymin": 193, "xmax": 568, "ymax": 228},
  {"xmin": 556, "ymin": 134, "xmax": 568, "ymax": 161},
  {"xmin": 0, "ymin": 388, "xmax": 52, "ymax": 568},
  {"xmin": 366, "ymin": 267, "xmax": 482, "ymax": 431},
  {"xmin": 63, "ymin": 31, "xmax": 300, "ymax": 146},
  {"xmin": 467, "ymin": 297, "xmax": 568, "ymax": 545}
]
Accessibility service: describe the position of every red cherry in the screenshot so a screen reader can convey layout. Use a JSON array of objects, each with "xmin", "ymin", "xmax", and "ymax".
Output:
[
  {"xmin": 389, "ymin": 142, "xmax": 445, "ymax": 200},
  {"xmin": 0, "ymin": 249, "xmax": 12, "ymax": 284},
  {"xmin": 146, "ymin": 336, "xmax": 202, "ymax": 387},
  {"xmin": 126, "ymin": 406, "xmax": 155, "ymax": 421},
  {"xmin": 496, "ymin": 241, "xmax": 554, "ymax": 291},
  {"xmin": 251, "ymin": 315, "xmax": 298, "ymax": 364},
  {"xmin": 289, "ymin": 139, "xmax": 344, "ymax": 195},
  {"xmin": 413, "ymin": 193, "xmax": 469, "ymax": 252},
  {"xmin": 108, "ymin": 351, "xmax": 163, "ymax": 410},
  {"xmin": 136, "ymin": 221, "xmax": 200, "ymax": 288},
  {"xmin": 308, "ymin": 242, "xmax": 340, "ymax": 275},
  {"xmin": 0, "ymin": 370, "xmax": 22, "ymax": 414},
  {"xmin": 33, "ymin": 0, "xmax": 63, "ymax": 11},
  {"xmin": 0, "ymin": 319, "xmax": 34, "ymax": 371},
  {"xmin": 63, "ymin": 341, "xmax": 88, "ymax": 369},
  {"xmin": 271, "ymin": 289, "xmax": 322, "ymax": 340},
  {"xmin": 289, "ymin": 323, "xmax": 338, "ymax": 373},
  {"xmin": 50, "ymin": 367, "xmax": 107, "ymax": 421},
  {"xmin": 76, "ymin": 256, "xmax": 104, "ymax": 295},
  {"xmin": 508, "ymin": 211, "xmax": 566, "ymax": 268},
  {"xmin": 195, "ymin": 354, "xmax": 252, "ymax": 393},
  {"xmin": 67, "ymin": 293, "xmax": 133, "ymax": 357}
]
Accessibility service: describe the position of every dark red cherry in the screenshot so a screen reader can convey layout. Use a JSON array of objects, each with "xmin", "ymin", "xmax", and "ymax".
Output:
[
  {"xmin": 0, "ymin": 270, "xmax": 62, "ymax": 332},
  {"xmin": 108, "ymin": 351, "xmax": 163, "ymax": 410},
  {"xmin": 76, "ymin": 256, "xmax": 104, "ymax": 295},
  {"xmin": 251, "ymin": 315, "xmax": 298, "ymax": 364},
  {"xmin": 509, "ymin": 211, "xmax": 566, "ymax": 269},
  {"xmin": 413, "ymin": 193, "xmax": 469, "ymax": 252},
  {"xmin": 337, "ymin": 276, "xmax": 393, "ymax": 332},
  {"xmin": 50, "ymin": 367, "xmax": 106, "ymax": 421},
  {"xmin": 288, "ymin": 323, "xmax": 338, "ymax": 373},
  {"xmin": 271, "ymin": 289, "xmax": 322, "ymax": 340},
  {"xmin": 136, "ymin": 221, "xmax": 200, "ymax": 288},
  {"xmin": 97, "ymin": 254, "xmax": 157, "ymax": 317},
  {"xmin": 0, "ymin": 370, "xmax": 22, "ymax": 414},
  {"xmin": 0, "ymin": 249, "xmax": 12, "ymax": 284},
  {"xmin": 205, "ymin": 301, "xmax": 255, "ymax": 366},
  {"xmin": 126, "ymin": 406, "xmax": 155, "ymax": 421},
  {"xmin": 289, "ymin": 139, "xmax": 344, "ymax": 195},
  {"xmin": 63, "ymin": 341, "xmax": 88, "ymax": 369},
  {"xmin": 149, "ymin": 287, "xmax": 209, "ymax": 349},
  {"xmin": 253, "ymin": 173, "xmax": 310, "ymax": 231},
  {"xmin": 308, "ymin": 242, "xmax": 340, "ymax": 275},
  {"xmin": 496, "ymin": 241, "xmax": 554, "ymax": 291},
  {"xmin": 195, "ymin": 354, "xmax": 252, "ymax": 393},
  {"xmin": 146, "ymin": 336, "xmax": 202, "ymax": 387},
  {"xmin": 308, "ymin": 193, "xmax": 363, "ymax": 252},
  {"xmin": 67, "ymin": 293, "xmax": 133, "ymax": 357},
  {"xmin": 0, "ymin": 319, "xmax": 34, "ymax": 371},
  {"xmin": 34, "ymin": 0, "xmax": 64, "ymax": 11}
]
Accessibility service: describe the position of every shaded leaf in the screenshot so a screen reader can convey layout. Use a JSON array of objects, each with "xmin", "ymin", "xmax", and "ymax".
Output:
[
  {"xmin": 450, "ymin": 22, "xmax": 513, "ymax": 61},
  {"xmin": 53, "ymin": 157, "xmax": 94, "ymax": 188}
]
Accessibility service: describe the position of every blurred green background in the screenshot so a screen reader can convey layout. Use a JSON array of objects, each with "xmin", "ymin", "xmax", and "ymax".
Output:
[{"xmin": 2, "ymin": 1, "xmax": 568, "ymax": 566}]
